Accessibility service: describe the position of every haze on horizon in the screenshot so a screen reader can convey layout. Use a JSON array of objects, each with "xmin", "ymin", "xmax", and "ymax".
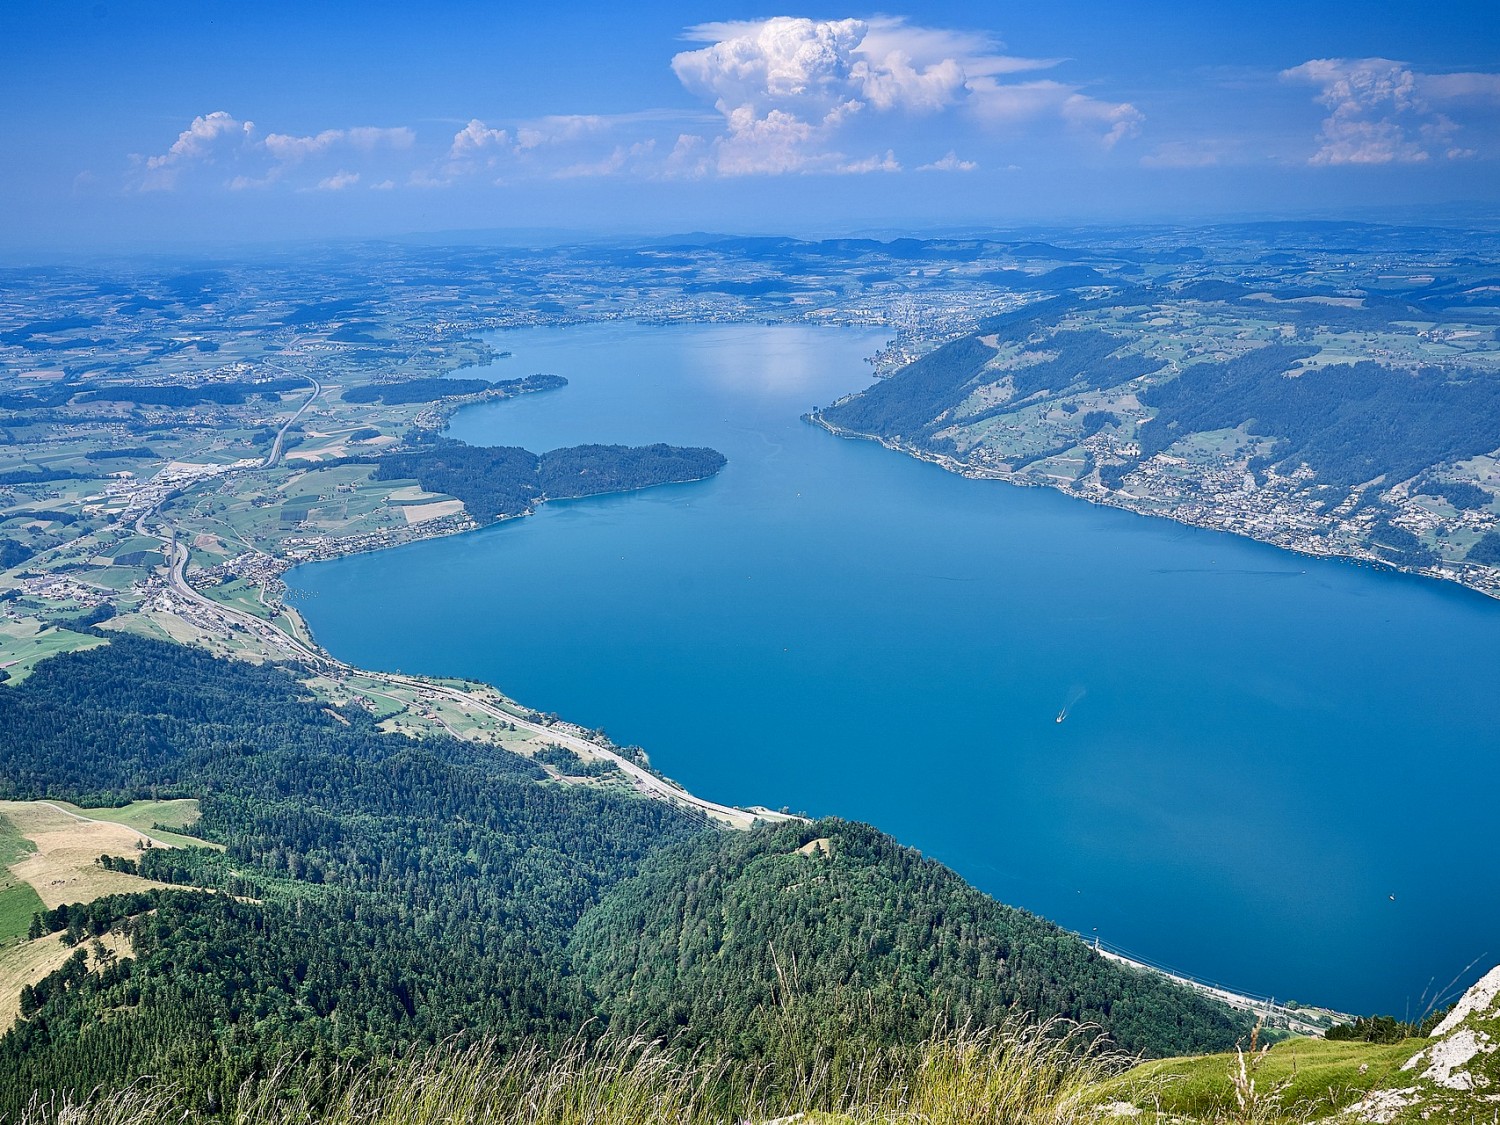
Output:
[{"xmin": 3, "ymin": 0, "xmax": 1499, "ymax": 252}]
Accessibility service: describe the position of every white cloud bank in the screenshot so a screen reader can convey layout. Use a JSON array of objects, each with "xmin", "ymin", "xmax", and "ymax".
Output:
[
  {"xmin": 138, "ymin": 111, "xmax": 255, "ymax": 190},
  {"xmin": 1283, "ymin": 57, "xmax": 1500, "ymax": 165},
  {"xmin": 668, "ymin": 15, "xmax": 1141, "ymax": 176},
  {"xmin": 129, "ymin": 15, "xmax": 1147, "ymax": 194},
  {"xmin": 917, "ymin": 151, "xmax": 978, "ymax": 172},
  {"xmin": 133, "ymin": 114, "xmax": 418, "ymax": 192}
]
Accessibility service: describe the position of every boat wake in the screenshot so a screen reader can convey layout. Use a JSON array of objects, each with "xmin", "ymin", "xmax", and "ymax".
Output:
[{"xmin": 1055, "ymin": 685, "xmax": 1087, "ymax": 724}]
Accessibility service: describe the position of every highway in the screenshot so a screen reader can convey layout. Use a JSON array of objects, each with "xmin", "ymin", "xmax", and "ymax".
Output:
[
  {"xmin": 262, "ymin": 377, "xmax": 322, "ymax": 468},
  {"xmin": 145, "ymin": 487, "xmax": 780, "ymax": 828}
]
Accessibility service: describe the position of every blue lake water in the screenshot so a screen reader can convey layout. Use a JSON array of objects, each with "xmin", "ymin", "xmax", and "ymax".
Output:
[{"xmin": 289, "ymin": 322, "xmax": 1500, "ymax": 1015}]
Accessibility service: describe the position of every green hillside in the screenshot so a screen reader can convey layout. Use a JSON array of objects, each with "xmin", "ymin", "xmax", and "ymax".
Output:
[
  {"xmin": 0, "ymin": 636, "xmax": 1247, "ymax": 1115},
  {"xmin": 573, "ymin": 820, "xmax": 1248, "ymax": 1064},
  {"xmin": 815, "ymin": 287, "xmax": 1500, "ymax": 584}
]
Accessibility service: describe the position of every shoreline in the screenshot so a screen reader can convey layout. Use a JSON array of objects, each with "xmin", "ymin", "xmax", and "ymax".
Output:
[
  {"xmin": 1089, "ymin": 938, "xmax": 1350, "ymax": 1038},
  {"xmin": 806, "ymin": 412, "xmax": 1500, "ymax": 603},
  {"xmin": 107, "ymin": 342, "xmax": 1350, "ymax": 1023},
  {"xmin": 153, "ymin": 535, "xmax": 788, "ymax": 832},
  {"xmin": 115, "ymin": 422, "xmax": 783, "ymax": 832}
]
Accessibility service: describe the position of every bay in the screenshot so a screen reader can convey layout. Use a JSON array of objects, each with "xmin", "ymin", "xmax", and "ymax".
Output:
[{"xmin": 289, "ymin": 321, "xmax": 1500, "ymax": 1015}]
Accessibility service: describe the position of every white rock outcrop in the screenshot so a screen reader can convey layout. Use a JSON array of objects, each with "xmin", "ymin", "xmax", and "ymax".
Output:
[
  {"xmin": 1429, "ymin": 965, "xmax": 1500, "ymax": 1038},
  {"xmin": 1343, "ymin": 963, "xmax": 1500, "ymax": 1121}
]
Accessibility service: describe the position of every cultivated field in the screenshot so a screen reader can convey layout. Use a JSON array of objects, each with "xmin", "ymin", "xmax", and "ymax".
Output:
[
  {"xmin": 0, "ymin": 620, "xmax": 107, "ymax": 685},
  {"xmin": 43, "ymin": 798, "xmax": 218, "ymax": 851},
  {"xmin": 0, "ymin": 814, "xmax": 43, "ymax": 945}
]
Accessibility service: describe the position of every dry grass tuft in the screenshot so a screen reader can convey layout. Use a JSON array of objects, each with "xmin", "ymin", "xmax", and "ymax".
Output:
[{"xmin": 12, "ymin": 1019, "xmax": 1130, "ymax": 1125}]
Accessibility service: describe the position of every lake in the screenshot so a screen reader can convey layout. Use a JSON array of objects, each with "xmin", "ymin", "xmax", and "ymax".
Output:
[{"xmin": 288, "ymin": 321, "xmax": 1500, "ymax": 1015}]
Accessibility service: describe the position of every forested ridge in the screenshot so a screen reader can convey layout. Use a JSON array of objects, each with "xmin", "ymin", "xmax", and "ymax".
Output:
[
  {"xmin": 818, "ymin": 334, "xmax": 998, "ymax": 439},
  {"xmin": 571, "ymin": 821, "xmax": 1249, "ymax": 1063},
  {"xmin": 815, "ymin": 297, "xmax": 1079, "ymax": 441},
  {"xmin": 76, "ymin": 378, "xmax": 306, "ymax": 407},
  {"xmin": 0, "ymin": 636, "xmax": 1246, "ymax": 1116},
  {"xmin": 1138, "ymin": 350, "xmax": 1500, "ymax": 488},
  {"xmin": 0, "ymin": 635, "xmax": 702, "ymax": 1114},
  {"xmin": 340, "ymin": 373, "xmax": 566, "ymax": 405}
]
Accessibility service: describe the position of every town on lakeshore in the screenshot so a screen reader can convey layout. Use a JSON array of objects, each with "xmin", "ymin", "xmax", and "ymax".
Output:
[{"xmin": 4, "ymin": 230, "xmax": 1499, "ymax": 665}]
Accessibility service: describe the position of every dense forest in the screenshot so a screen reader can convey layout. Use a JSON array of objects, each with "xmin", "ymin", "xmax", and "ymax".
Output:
[
  {"xmin": 0, "ymin": 383, "xmax": 88, "ymax": 410},
  {"xmin": 0, "ymin": 538, "xmax": 34, "ymax": 569},
  {"xmin": 0, "ymin": 467, "xmax": 80, "ymax": 487},
  {"xmin": 1468, "ymin": 530, "xmax": 1500, "ymax": 566},
  {"xmin": 77, "ymin": 378, "xmax": 306, "ymax": 407},
  {"xmin": 374, "ymin": 438, "xmax": 727, "ymax": 523},
  {"xmin": 817, "ymin": 334, "xmax": 997, "ymax": 440},
  {"xmin": 572, "ymin": 820, "xmax": 1249, "ymax": 1063},
  {"xmin": 82, "ymin": 446, "xmax": 155, "ymax": 461},
  {"xmin": 815, "ymin": 298, "xmax": 1090, "ymax": 443},
  {"xmin": 0, "ymin": 635, "xmax": 702, "ymax": 1113},
  {"xmin": 0, "ymin": 636, "xmax": 1247, "ymax": 1115}
]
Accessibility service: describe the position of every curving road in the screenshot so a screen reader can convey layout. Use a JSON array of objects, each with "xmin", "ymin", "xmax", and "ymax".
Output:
[{"xmin": 263, "ymin": 377, "xmax": 322, "ymax": 468}]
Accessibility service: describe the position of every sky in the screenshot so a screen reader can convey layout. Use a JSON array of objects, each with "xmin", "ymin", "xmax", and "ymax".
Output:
[{"xmin": 3, "ymin": 0, "xmax": 1500, "ymax": 250}]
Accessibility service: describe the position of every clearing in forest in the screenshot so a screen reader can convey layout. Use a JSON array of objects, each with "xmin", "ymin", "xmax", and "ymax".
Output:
[{"xmin": 0, "ymin": 800, "xmax": 193, "ymax": 910}]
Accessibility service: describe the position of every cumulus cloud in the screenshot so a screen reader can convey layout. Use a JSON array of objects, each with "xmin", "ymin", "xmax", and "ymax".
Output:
[
  {"xmin": 838, "ymin": 149, "xmax": 901, "ymax": 173},
  {"xmin": 442, "ymin": 119, "xmax": 513, "ymax": 180},
  {"xmin": 266, "ymin": 126, "xmax": 413, "ymax": 164},
  {"xmin": 517, "ymin": 115, "xmax": 609, "ymax": 151},
  {"xmin": 316, "ymin": 170, "xmax": 360, "ymax": 191},
  {"xmin": 1060, "ymin": 93, "xmax": 1144, "ymax": 148},
  {"xmin": 675, "ymin": 18, "xmax": 865, "ymax": 112},
  {"xmin": 555, "ymin": 140, "xmax": 658, "ymax": 179},
  {"xmin": 438, "ymin": 114, "xmax": 683, "ymax": 183},
  {"xmin": 714, "ymin": 106, "xmax": 827, "ymax": 174},
  {"xmin": 263, "ymin": 130, "xmax": 336, "ymax": 163},
  {"xmin": 136, "ymin": 113, "xmax": 418, "ymax": 191},
  {"xmin": 450, "ymin": 119, "xmax": 511, "ymax": 156},
  {"xmin": 129, "ymin": 17, "xmax": 1149, "ymax": 192},
  {"xmin": 917, "ymin": 151, "xmax": 977, "ymax": 172},
  {"xmin": 665, "ymin": 133, "xmax": 712, "ymax": 178},
  {"xmin": 671, "ymin": 15, "xmax": 1140, "ymax": 175},
  {"xmin": 138, "ymin": 111, "xmax": 254, "ymax": 189},
  {"xmin": 856, "ymin": 53, "xmax": 965, "ymax": 113},
  {"xmin": 1283, "ymin": 58, "xmax": 1500, "ymax": 165}
]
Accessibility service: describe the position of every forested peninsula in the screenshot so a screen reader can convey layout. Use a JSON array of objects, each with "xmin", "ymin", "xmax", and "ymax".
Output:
[{"xmin": 374, "ymin": 437, "xmax": 729, "ymax": 524}]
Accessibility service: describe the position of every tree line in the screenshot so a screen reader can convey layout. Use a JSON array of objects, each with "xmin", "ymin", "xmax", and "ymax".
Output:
[{"xmin": 0, "ymin": 635, "xmax": 1247, "ymax": 1116}]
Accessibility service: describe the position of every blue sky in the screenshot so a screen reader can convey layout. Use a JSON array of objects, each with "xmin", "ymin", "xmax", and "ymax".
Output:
[{"xmin": 4, "ymin": 1, "xmax": 1499, "ymax": 249}]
